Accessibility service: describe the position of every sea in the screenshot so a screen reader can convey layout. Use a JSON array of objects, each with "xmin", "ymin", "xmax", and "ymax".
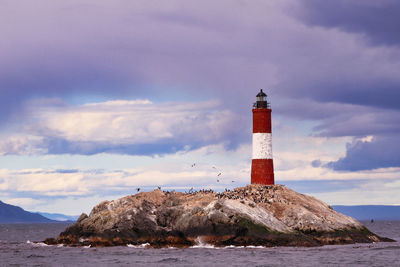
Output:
[{"xmin": 0, "ymin": 221, "xmax": 399, "ymax": 266}]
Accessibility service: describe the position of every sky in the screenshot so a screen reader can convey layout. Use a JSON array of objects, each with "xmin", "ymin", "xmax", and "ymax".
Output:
[{"xmin": 1, "ymin": 0, "xmax": 400, "ymax": 215}]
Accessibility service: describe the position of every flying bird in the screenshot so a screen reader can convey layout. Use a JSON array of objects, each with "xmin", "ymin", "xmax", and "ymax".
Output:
[
  {"xmin": 217, "ymin": 173, "xmax": 221, "ymax": 177},
  {"xmin": 136, "ymin": 188, "xmax": 140, "ymax": 192},
  {"xmin": 191, "ymin": 163, "xmax": 196, "ymax": 167}
]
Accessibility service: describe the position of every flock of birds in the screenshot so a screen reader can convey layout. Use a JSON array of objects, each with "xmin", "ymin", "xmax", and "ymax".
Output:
[{"xmin": 134, "ymin": 163, "xmax": 235, "ymax": 194}]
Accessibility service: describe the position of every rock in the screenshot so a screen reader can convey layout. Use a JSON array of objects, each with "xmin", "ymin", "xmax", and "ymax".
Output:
[{"xmin": 45, "ymin": 185, "xmax": 394, "ymax": 247}]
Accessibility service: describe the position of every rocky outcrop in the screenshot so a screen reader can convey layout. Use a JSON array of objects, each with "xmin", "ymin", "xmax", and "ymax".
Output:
[{"xmin": 45, "ymin": 185, "xmax": 394, "ymax": 247}]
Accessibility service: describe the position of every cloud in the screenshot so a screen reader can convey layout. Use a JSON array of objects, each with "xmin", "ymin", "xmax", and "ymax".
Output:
[
  {"xmin": 0, "ymin": 99, "xmax": 245, "ymax": 156},
  {"xmin": 1, "ymin": 0, "xmax": 400, "ymax": 171},
  {"xmin": 2, "ymin": 0, "xmax": 399, "ymax": 117},
  {"xmin": 275, "ymin": 97, "xmax": 400, "ymax": 171},
  {"xmin": 297, "ymin": 0, "xmax": 400, "ymax": 47},
  {"xmin": 276, "ymin": 98, "xmax": 400, "ymax": 137},
  {"xmin": 0, "ymin": 0, "xmax": 281, "ymax": 122},
  {"xmin": 0, "ymin": 135, "xmax": 47, "ymax": 156},
  {"xmin": 326, "ymin": 135, "xmax": 400, "ymax": 171}
]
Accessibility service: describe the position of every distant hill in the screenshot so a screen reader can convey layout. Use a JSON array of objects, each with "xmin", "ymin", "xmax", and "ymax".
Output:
[
  {"xmin": 333, "ymin": 205, "xmax": 400, "ymax": 220},
  {"xmin": 37, "ymin": 212, "xmax": 78, "ymax": 222},
  {"xmin": 0, "ymin": 200, "xmax": 55, "ymax": 223}
]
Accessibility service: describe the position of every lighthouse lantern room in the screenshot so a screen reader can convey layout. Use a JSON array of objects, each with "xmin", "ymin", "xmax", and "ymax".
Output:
[{"xmin": 251, "ymin": 89, "xmax": 275, "ymax": 185}]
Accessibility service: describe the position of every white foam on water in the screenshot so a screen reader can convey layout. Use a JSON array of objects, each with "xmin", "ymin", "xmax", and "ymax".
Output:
[
  {"xmin": 190, "ymin": 236, "xmax": 216, "ymax": 249},
  {"xmin": 189, "ymin": 238, "xmax": 267, "ymax": 249},
  {"xmin": 245, "ymin": 245, "xmax": 265, "ymax": 249},
  {"xmin": 127, "ymin": 243, "xmax": 150, "ymax": 248},
  {"xmin": 26, "ymin": 240, "xmax": 49, "ymax": 247},
  {"xmin": 224, "ymin": 245, "xmax": 245, "ymax": 249},
  {"xmin": 190, "ymin": 244, "xmax": 217, "ymax": 249}
]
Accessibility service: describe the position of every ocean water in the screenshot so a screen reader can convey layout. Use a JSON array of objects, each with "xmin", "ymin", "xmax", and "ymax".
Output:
[{"xmin": 0, "ymin": 221, "xmax": 399, "ymax": 266}]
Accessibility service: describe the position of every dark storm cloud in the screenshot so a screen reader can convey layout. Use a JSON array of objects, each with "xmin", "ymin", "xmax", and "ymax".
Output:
[
  {"xmin": 280, "ymin": 0, "xmax": 400, "ymax": 113},
  {"xmin": 276, "ymin": 99, "xmax": 400, "ymax": 137},
  {"xmin": 297, "ymin": 0, "xmax": 400, "ymax": 46},
  {"xmin": 284, "ymin": 97, "xmax": 400, "ymax": 170},
  {"xmin": 41, "ymin": 129, "xmax": 246, "ymax": 156},
  {"xmin": 278, "ymin": 98, "xmax": 400, "ymax": 171},
  {"xmin": 2, "ymin": 0, "xmax": 400, "ymax": 116},
  {"xmin": 0, "ymin": 1, "xmax": 183, "ymax": 123},
  {"xmin": 326, "ymin": 135, "xmax": 400, "ymax": 171},
  {"xmin": 276, "ymin": 63, "xmax": 400, "ymax": 113},
  {"xmin": 43, "ymin": 137, "xmax": 200, "ymax": 156}
]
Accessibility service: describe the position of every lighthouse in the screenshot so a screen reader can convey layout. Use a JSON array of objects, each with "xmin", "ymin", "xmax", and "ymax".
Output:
[{"xmin": 251, "ymin": 89, "xmax": 275, "ymax": 185}]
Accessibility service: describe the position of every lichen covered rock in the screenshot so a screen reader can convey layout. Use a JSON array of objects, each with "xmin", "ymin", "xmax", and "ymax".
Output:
[{"xmin": 45, "ymin": 185, "xmax": 393, "ymax": 247}]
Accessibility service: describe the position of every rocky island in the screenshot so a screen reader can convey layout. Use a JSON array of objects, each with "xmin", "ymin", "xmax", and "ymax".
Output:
[{"xmin": 45, "ymin": 185, "xmax": 393, "ymax": 247}]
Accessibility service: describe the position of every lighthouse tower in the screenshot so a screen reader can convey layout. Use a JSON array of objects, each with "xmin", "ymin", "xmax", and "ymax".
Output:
[{"xmin": 251, "ymin": 89, "xmax": 275, "ymax": 185}]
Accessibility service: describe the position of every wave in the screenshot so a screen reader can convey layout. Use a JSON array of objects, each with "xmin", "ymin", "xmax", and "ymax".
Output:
[
  {"xmin": 190, "ymin": 237, "xmax": 216, "ymax": 249},
  {"xmin": 26, "ymin": 240, "xmax": 49, "ymax": 247},
  {"xmin": 126, "ymin": 243, "xmax": 150, "ymax": 248}
]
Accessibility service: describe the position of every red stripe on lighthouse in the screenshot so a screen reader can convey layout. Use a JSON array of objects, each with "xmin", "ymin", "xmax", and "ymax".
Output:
[
  {"xmin": 253, "ymin": 109, "xmax": 271, "ymax": 133},
  {"xmin": 251, "ymin": 159, "xmax": 274, "ymax": 184}
]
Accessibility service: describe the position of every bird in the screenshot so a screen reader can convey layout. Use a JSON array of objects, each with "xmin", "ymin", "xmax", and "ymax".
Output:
[
  {"xmin": 157, "ymin": 186, "xmax": 161, "ymax": 190},
  {"xmin": 217, "ymin": 173, "xmax": 221, "ymax": 176},
  {"xmin": 212, "ymin": 166, "xmax": 217, "ymax": 169},
  {"xmin": 231, "ymin": 180, "xmax": 235, "ymax": 183},
  {"xmin": 191, "ymin": 163, "xmax": 196, "ymax": 167},
  {"xmin": 217, "ymin": 179, "xmax": 220, "ymax": 183},
  {"xmin": 136, "ymin": 188, "xmax": 140, "ymax": 192}
]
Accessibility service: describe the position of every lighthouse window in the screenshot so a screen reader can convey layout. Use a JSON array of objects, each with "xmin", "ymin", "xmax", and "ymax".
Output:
[{"xmin": 257, "ymin": 96, "xmax": 267, "ymax": 102}]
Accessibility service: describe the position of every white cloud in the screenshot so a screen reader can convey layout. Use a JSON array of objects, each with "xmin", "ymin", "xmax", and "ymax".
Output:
[
  {"xmin": 0, "ymin": 98, "xmax": 243, "ymax": 155},
  {"xmin": 34, "ymin": 99, "xmax": 233, "ymax": 143},
  {"xmin": 0, "ymin": 135, "xmax": 47, "ymax": 156}
]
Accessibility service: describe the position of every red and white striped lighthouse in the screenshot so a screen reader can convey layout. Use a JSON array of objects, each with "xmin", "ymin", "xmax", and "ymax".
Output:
[{"xmin": 251, "ymin": 89, "xmax": 275, "ymax": 185}]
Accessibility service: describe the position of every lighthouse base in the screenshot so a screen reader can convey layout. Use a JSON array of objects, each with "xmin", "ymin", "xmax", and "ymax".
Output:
[{"xmin": 251, "ymin": 159, "xmax": 274, "ymax": 185}]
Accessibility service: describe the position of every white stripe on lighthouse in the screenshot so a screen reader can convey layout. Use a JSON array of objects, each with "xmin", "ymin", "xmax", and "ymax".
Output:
[{"xmin": 252, "ymin": 133, "xmax": 273, "ymax": 159}]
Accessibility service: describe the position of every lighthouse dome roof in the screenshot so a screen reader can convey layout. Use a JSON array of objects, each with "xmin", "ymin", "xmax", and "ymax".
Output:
[{"xmin": 256, "ymin": 89, "xmax": 267, "ymax": 97}]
